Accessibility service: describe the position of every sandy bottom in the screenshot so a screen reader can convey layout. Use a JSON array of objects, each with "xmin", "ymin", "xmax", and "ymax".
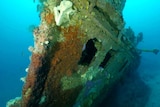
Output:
[
  {"xmin": 100, "ymin": 64, "xmax": 160, "ymax": 107},
  {"xmin": 139, "ymin": 68, "xmax": 160, "ymax": 107}
]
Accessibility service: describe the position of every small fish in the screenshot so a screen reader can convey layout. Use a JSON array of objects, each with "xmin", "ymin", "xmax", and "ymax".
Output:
[
  {"xmin": 37, "ymin": 4, "xmax": 40, "ymax": 12},
  {"xmin": 37, "ymin": 4, "xmax": 43, "ymax": 12},
  {"xmin": 21, "ymin": 51, "xmax": 24, "ymax": 57},
  {"xmin": 28, "ymin": 25, "xmax": 37, "ymax": 32}
]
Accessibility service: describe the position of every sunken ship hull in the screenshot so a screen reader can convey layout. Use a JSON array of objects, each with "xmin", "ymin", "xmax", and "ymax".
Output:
[{"xmin": 7, "ymin": 0, "xmax": 140, "ymax": 107}]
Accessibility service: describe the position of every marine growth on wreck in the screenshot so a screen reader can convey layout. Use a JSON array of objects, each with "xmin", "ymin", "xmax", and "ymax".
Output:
[{"xmin": 7, "ymin": 0, "xmax": 142, "ymax": 107}]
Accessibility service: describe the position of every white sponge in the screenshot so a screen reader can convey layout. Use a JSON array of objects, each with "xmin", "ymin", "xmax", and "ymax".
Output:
[{"xmin": 54, "ymin": 0, "xmax": 75, "ymax": 26}]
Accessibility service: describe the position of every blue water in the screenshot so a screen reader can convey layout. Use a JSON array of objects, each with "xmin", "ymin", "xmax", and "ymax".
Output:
[
  {"xmin": 0, "ymin": 0, "xmax": 39, "ymax": 106},
  {"xmin": 0, "ymin": 0, "xmax": 159, "ymax": 107},
  {"xmin": 124, "ymin": 0, "xmax": 160, "ymax": 74}
]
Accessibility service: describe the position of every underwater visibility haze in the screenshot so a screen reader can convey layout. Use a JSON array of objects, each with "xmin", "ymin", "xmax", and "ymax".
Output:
[
  {"xmin": 0, "ymin": 0, "xmax": 160, "ymax": 107},
  {"xmin": 0, "ymin": 0, "xmax": 39, "ymax": 106}
]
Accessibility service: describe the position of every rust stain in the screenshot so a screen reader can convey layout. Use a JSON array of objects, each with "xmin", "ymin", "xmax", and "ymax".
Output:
[{"xmin": 43, "ymin": 26, "xmax": 84, "ymax": 106}]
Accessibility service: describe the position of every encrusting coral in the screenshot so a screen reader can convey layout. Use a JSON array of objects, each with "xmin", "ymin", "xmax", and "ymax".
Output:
[{"xmin": 6, "ymin": 0, "xmax": 142, "ymax": 107}]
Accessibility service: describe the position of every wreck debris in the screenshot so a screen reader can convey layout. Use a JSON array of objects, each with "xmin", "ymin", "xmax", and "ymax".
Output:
[
  {"xmin": 7, "ymin": 0, "xmax": 142, "ymax": 107},
  {"xmin": 138, "ymin": 49, "xmax": 159, "ymax": 55}
]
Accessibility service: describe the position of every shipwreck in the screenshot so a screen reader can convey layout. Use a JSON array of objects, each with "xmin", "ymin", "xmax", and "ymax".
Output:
[{"xmin": 7, "ymin": 0, "xmax": 142, "ymax": 107}]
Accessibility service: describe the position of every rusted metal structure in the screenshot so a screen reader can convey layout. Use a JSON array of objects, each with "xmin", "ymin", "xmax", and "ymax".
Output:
[{"xmin": 7, "ymin": 0, "xmax": 141, "ymax": 107}]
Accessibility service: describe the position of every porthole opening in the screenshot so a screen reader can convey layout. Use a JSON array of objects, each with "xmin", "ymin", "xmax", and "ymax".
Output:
[{"xmin": 78, "ymin": 38, "xmax": 98, "ymax": 66}]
